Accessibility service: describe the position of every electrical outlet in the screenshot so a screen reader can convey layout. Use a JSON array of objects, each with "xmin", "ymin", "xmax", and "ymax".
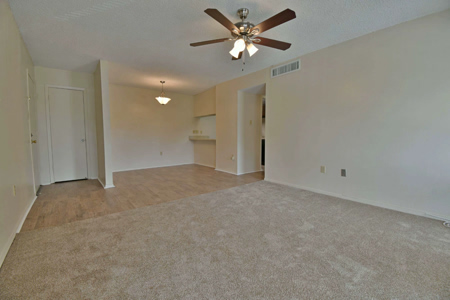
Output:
[
  {"xmin": 341, "ymin": 169, "xmax": 347, "ymax": 177},
  {"xmin": 160, "ymin": 152, "xmax": 163, "ymax": 156},
  {"xmin": 250, "ymin": 120, "xmax": 253, "ymax": 125},
  {"xmin": 231, "ymin": 155, "xmax": 235, "ymax": 161},
  {"xmin": 320, "ymin": 166, "xmax": 326, "ymax": 174},
  {"xmin": 13, "ymin": 185, "xmax": 16, "ymax": 196}
]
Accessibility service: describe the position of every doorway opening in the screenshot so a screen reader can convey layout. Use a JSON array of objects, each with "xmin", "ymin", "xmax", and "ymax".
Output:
[{"xmin": 237, "ymin": 83, "xmax": 266, "ymax": 176}]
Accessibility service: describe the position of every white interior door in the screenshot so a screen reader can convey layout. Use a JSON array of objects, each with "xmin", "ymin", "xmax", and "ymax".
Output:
[
  {"xmin": 27, "ymin": 72, "xmax": 40, "ymax": 193},
  {"xmin": 48, "ymin": 88, "xmax": 88, "ymax": 182}
]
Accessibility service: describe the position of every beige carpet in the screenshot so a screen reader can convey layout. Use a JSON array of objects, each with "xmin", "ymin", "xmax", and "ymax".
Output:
[{"xmin": 1, "ymin": 181, "xmax": 449, "ymax": 299}]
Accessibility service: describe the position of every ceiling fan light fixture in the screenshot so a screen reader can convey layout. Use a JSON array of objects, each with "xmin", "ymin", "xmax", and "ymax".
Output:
[
  {"xmin": 155, "ymin": 81, "xmax": 171, "ymax": 105},
  {"xmin": 246, "ymin": 42, "xmax": 258, "ymax": 57},
  {"xmin": 230, "ymin": 38, "xmax": 246, "ymax": 57}
]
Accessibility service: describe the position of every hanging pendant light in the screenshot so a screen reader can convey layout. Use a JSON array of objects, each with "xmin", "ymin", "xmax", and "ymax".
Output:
[{"xmin": 155, "ymin": 81, "xmax": 171, "ymax": 105}]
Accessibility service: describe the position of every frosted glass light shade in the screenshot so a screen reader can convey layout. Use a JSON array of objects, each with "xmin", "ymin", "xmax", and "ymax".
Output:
[
  {"xmin": 230, "ymin": 38, "xmax": 246, "ymax": 58},
  {"xmin": 234, "ymin": 39, "xmax": 246, "ymax": 51},
  {"xmin": 230, "ymin": 47, "xmax": 241, "ymax": 58},
  {"xmin": 247, "ymin": 43, "xmax": 258, "ymax": 57},
  {"xmin": 155, "ymin": 96, "xmax": 171, "ymax": 105}
]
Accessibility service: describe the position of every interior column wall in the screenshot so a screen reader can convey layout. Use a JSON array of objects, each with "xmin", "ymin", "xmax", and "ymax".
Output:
[
  {"xmin": 94, "ymin": 60, "xmax": 114, "ymax": 188},
  {"xmin": 215, "ymin": 70, "xmax": 267, "ymax": 174},
  {"xmin": 0, "ymin": 0, "xmax": 36, "ymax": 266}
]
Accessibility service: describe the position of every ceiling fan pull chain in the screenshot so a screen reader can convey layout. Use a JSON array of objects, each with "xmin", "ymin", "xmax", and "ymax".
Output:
[{"xmin": 242, "ymin": 50, "xmax": 246, "ymax": 72}]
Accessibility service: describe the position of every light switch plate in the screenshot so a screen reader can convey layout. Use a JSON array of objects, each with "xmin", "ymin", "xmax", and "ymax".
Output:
[
  {"xmin": 320, "ymin": 166, "xmax": 326, "ymax": 174},
  {"xmin": 341, "ymin": 169, "xmax": 347, "ymax": 177}
]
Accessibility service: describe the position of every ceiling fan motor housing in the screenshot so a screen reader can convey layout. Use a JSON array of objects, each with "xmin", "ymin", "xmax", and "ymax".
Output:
[
  {"xmin": 233, "ymin": 9, "xmax": 258, "ymax": 38},
  {"xmin": 237, "ymin": 8, "xmax": 249, "ymax": 20}
]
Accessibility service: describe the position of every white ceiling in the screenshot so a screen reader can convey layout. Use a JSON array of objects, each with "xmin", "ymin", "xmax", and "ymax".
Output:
[{"xmin": 9, "ymin": 0, "xmax": 450, "ymax": 95}]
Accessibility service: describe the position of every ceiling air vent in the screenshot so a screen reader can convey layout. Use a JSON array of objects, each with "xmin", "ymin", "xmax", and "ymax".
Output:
[{"xmin": 271, "ymin": 60, "xmax": 300, "ymax": 78}]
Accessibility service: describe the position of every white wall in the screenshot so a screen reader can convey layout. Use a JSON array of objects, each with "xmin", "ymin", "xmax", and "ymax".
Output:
[
  {"xmin": 109, "ymin": 84, "xmax": 195, "ymax": 172},
  {"xmin": 265, "ymin": 10, "xmax": 450, "ymax": 220},
  {"xmin": 94, "ymin": 60, "xmax": 114, "ymax": 188},
  {"xmin": 0, "ymin": 0, "xmax": 36, "ymax": 266},
  {"xmin": 237, "ymin": 92, "xmax": 262, "ymax": 175},
  {"xmin": 35, "ymin": 67, "xmax": 98, "ymax": 184}
]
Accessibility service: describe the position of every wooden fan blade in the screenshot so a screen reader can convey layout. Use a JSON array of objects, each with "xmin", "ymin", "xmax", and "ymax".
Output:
[
  {"xmin": 254, "ymin": 37, "xmax": 291, "ymax": 50},
  {"xmin": 205, "ymin": 9, "xmax": 239, "ymax": 34},
  {"xmin": 232, "ymin": 51, "xmax": 243, "ymax": 60},
  {"xmin": 190, "ymin": 38, "xmax": 229, "ymax": 47},
  {"xmin": 251, "ymin": 9, "xmax": 296, "ymax": 35}
]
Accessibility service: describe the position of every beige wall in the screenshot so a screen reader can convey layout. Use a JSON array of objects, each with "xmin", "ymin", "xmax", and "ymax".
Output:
[
  {"xmin": 265, "ymin": 10, "xmax": 450, "ymax": 220},
  {"xmin": 237, "ymin": 92, "xmax": 262, "ymax": 175},
  {"xmin": 94, "ymin": 61, "xmax": 113, "ymax": 188},
  {"xmin": 194, "ymin": 115, "xmax": 216, "ymax": 139},
  {"xmin": 194, "ymin": 87, "xmax": 215, "ymax": 117},
  {"xmin": 109, "ymin": 84, "xmax": 195, "ymax": 172},
  {"xmin": 215, "ymin": 69, "xmax": 267, "ymax": 174},
  {"xmin": 193, "ymin": 87, "xmax": 216, "ymax": 168},
  {"xmin": 193, "ymin": 141, "xmax": 216, "ymax": 168},
  {"xmin": 0, "ymin": 1, "xmax": 36, "ymax": 266},
  {"xmin": 193, "ymin": 115, "xmax": 216, "ymax": 168},
  {"xmin": 34, "ymin": 67, "xmax": 98, "ymax": 184}
]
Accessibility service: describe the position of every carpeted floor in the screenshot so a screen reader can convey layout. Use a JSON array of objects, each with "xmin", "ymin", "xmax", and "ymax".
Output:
[{"xmin": 1, "ymin": 181, "xmax": 449, "ymax": 299}]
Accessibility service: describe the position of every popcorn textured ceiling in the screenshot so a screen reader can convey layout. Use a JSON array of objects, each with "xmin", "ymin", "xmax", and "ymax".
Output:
[{"xmin": 9, "ymin": 0, "xmax": 450, "ymax": 95}]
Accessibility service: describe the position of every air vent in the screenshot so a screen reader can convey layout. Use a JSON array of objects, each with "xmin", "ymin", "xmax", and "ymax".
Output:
[{"xmin": 271, "ymin": 60, "xmax": 300, "ymax": 78}]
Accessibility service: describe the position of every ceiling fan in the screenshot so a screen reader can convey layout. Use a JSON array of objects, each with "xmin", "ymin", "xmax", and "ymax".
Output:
[{"xmin": 190, "ymin": 8, "xmax": 296, "ymax": 60}]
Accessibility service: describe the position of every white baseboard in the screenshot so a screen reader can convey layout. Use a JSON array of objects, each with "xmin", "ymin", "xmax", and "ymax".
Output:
[
  {"xmin": 1, "ymin": 195, "xmax": 38, "ymax": 268},
  {"xmin": 215, "ymin": 168, "xmax": 237, "ymax": 175},
  {"xmin": 97, "ymin": 178, "xmax": 115, "ymax": 189},
  {"xmin": 194, "ymin": 163, "xmax": 216, "ymax": 168},
  {"xmin": 237, "ymin": 169, "xmax": 263, "ymax": 175},
  {"xmin": 113, "ymin": 162, "xmax": 194, "ymax": 173},
  {"xmin": 16, "ymin": 196, "xmax": 37, "ymax": 233},
  {"xmin": 264, "ymin": 178, "xmax": 450, "ymax": 222},
  {"xmin": 0, "ymin": 230, "xmax": 16, "ymax": 269}
]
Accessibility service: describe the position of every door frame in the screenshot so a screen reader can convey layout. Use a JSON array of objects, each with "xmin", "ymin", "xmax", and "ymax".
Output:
[
  {"xmin": 45, "ymin": 85, "xmax": 89, "ymax": 183},
  {"xmin": 26, "ymin": 69, "xmax": 39, "ymax": 194}
]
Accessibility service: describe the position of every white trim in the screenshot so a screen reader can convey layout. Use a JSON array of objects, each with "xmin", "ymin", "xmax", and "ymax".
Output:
[
  {"xmin": 237, "ymin": 169, "xmax": 263, "ymax": 175},
  {"xmin": 1, "ymin": 195, "xmax": 38, "ymax": 267},
  {"xmin": 215, "ymin": 168, "xmax": 238, "ymax": 175},
  {"xmin": 113, "ymin": 163, "xmax": 194, "ymax": 173},
  {"xmin": 16, "ymin": 196, "xmax": 37, "ymax": 233},
  {"xmin": 97, "ymin": 178, "xmax": 115, "ymax": 189},
  {"xmin": 194, "ymin": 163, "xmax": 216, "ymax": 168},
  {"xmin": 0, "ymin": 229, "xmax": 16, "ymax": 268},
  {"xmin": 26, "ymin": 69, "xmax": 39, "ymax": 194},
  {"xmin": 45, "ymin": 85, "xmax": 89, "ymax": 183},
  {"xmin": 264, "ymin": 178, "xmax": 450, "ymax": 222}
]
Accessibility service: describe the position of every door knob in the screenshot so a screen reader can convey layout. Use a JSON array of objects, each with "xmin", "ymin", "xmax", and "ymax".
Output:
[{"xmin": 31, "ymin": 140, "xmax": 37, "ymax": 144}]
